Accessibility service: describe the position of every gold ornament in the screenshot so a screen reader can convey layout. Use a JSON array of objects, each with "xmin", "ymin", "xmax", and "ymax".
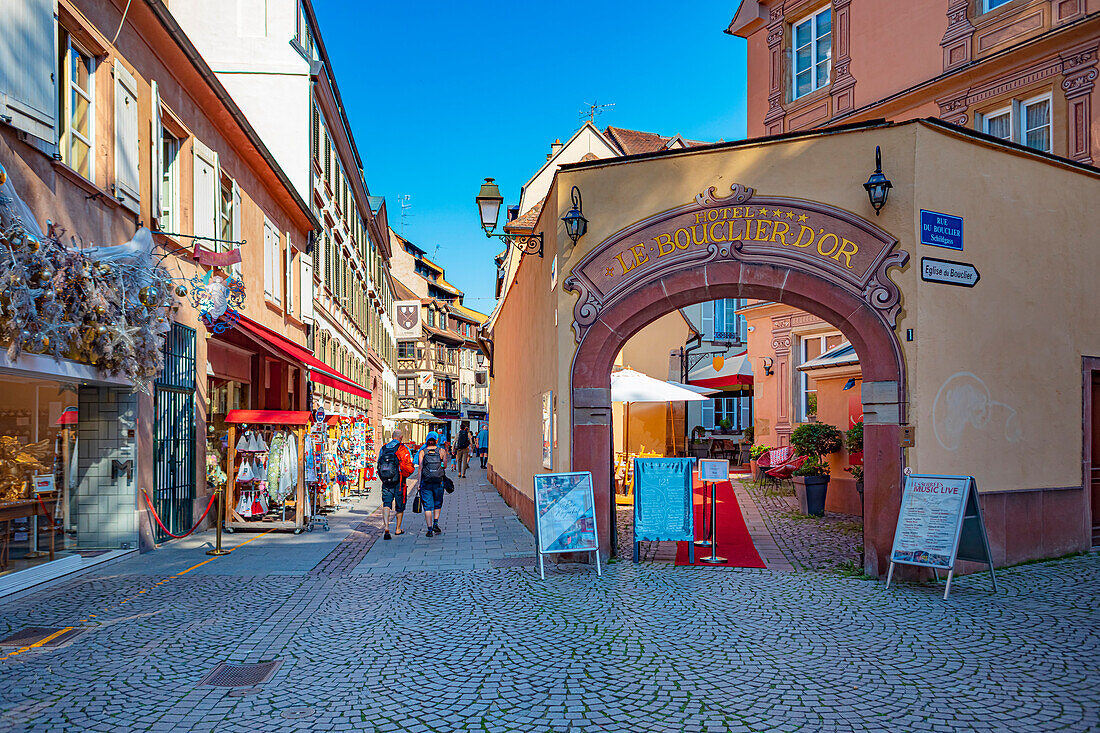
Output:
[
  {"xmin": 138, "ymin": 286, "xmax": 159, "ymax": 307},
  {"xmin": 175, "ymin": 285, "xmax": 188, "ymax": 297},
  {"xmin": 94, "ymin": 305, "xmax": 107, "ymax": 316}
]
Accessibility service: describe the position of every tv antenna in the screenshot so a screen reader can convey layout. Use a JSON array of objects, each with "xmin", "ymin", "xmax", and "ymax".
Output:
[
  {"xmin": 580, "ymin": 100, "xmax": 615, "ymax": 123},
  {"xmin": 397, "ymin": 194, "xmax": 413, "ymax": 233}
]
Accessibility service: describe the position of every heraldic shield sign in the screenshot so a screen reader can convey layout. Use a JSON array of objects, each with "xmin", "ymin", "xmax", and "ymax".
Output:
[
  {"xmin": 563, "ymin": 184, "xmax": 910, "ymax": 342},
  {"xmin": 395, "ymin": 300, "xmax": 422, "ymax": 338}
]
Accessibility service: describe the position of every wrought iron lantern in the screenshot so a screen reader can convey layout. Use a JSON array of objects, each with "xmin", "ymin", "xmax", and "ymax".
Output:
[
  {"xmin": 863, "ymin": 146, "xmax": 893, "ymax": 216},
  {"xmin": 561, "ymin": 186, "xmax": 588, "ymax": 244}
]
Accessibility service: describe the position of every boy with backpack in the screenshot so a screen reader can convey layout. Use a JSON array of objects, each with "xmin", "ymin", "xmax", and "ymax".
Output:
[
  {"xmin": 416, "ymin": 432, "xmax": 449, "ymax": 537},
  {"xmin": 377, "ymin": 429, "xmax": 414, "ymax": 540}
]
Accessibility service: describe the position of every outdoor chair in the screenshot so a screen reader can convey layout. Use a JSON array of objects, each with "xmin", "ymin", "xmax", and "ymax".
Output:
[
  {"xmin": 764, "ymin": 455, "xmax": 806, "ymax": 491},
  {"xmin": 756, "ymin": 446, "xmax": 793, "ymax": 483}
]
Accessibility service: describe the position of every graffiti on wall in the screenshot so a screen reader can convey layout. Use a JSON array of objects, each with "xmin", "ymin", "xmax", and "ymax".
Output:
[{"xmin": 932, "ymin": 372, "xmax": 1021, "ymax": 451}]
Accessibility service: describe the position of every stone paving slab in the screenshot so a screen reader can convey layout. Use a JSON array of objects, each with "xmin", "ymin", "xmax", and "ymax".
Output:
[{"xmin": 0, "ymin": 463, "xmax": 1096, "ymax": 732}]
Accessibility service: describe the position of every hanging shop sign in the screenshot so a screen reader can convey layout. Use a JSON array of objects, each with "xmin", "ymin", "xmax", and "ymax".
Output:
[
  {"xmin": 395, "ymin": 300, "xmax": 422, "ymax": 338},
  {"xmin": 565, "ymin": 183, "xmax": 909, "ymax": 342},
  {"xmin": 920, "ymin": 257, "xmax": 980, "ymax": 288},
  {"xmin": 886, "ymin": 473, "xmax": 996, "ymax": 599},
  {"xmin": 189, "ymin": 269, "xmax": 246, "ymax": 334},
  {"xmin": 632, "ymin": 457, "xmax": 695, "ymax": 563},
  {"xmin": 919, "ymin": 210, "xmax": 964, "ymax": 251},
  {"xmin": 418, "ymin": 371, "xmax": 435, "ymax": 391},
  {"xmin": 532, "ymin": 471, "xmax": 601, "ymax": 579}
]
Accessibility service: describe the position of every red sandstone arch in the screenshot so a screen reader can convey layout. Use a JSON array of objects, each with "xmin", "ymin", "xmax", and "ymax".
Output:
[{"xmin": 570, "ymin": 259, "xmax": 906, "ymax": 576}]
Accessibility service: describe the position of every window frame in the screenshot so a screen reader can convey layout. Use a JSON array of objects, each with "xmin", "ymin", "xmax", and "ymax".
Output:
[
  {"xmin": 160, "ymin": 129, "xmax": 180, "ymax": 232},
  {"xmin": 982, "ymin": 0, "xmax": 1013, "ymax": 12},
  {"xmin": 58, "ymin": 29, "xmax": 95, "ymax": 181},
  {"xmin": 978, "ymin": 92, "xmax": 1052, "ymax": 153},
  {"xmin": 1021, "ymin": 93, "xmax": 1052, "ymax": 153},
  {"xmin": 790, "ymin": 6, "xmax": 832, "ymax": 101},
  {"xmin": 981, "ymin": 105, "xmax": 1012, "ymax": 141}
]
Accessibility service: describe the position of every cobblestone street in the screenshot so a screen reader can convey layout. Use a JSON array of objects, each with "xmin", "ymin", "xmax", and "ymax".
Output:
[{"xmin": 1, "ymin": 468, "xmax": 1098, "ymax": 733}]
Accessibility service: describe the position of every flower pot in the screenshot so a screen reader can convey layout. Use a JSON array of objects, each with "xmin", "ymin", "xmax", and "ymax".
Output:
[
  {"xmin": 794, "ymin": 475, "xmax": 829, "ymax": 516},
  {"xmin": 749, "ymin": 458, "xmax": 758, "ymax": 477}
]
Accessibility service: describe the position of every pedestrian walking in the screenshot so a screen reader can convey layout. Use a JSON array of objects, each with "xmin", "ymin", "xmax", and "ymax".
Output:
[
  {"xmin": 416, "ymin": 431, "xmax": 449, "ymax": 537},
  {"xmin": 454, "ymin": 422, "xmax": 472, "ymax": 478},
  {"xmin": 377, "ymin": 429, "xmax": 414, "ymax": 540},
  {"xmin": 477, "ymin": 422, "xmax": 489, "ymax": 469},
  {"xmin": 443, "ymin": 438, "xmax": 457, "ymax": 472}
]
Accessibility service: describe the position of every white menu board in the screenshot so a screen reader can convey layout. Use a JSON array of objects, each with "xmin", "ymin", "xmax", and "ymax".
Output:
[{"xmin": 890, "ymin": 475, "xmax": 971, "ymax": 569}]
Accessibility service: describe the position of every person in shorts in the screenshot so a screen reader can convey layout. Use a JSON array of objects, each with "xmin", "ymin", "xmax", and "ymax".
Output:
[
  {"xmin": 454, "ymin": 422, "xmax": 472, "ymax": 478},
  {"xmin": 416, "ymin": 432, "xmax": 449, "ymax": 537},
  {"xmin": 477, "ymin": 422, "xmax": 489, "ymax": 469},
  {"xmin": 377, "ymin": 429, "xmax": 413, "ymax": 540}
]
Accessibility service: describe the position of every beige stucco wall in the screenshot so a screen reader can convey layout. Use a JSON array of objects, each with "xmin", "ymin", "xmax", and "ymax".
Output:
[{"xmin": 490, "ymin": 120, "xmax": 1100, "ymax": 506}]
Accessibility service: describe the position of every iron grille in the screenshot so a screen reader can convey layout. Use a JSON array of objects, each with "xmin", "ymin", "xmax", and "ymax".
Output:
[
  {"xmin": 199, "ymin": 660, "xmax": 282, "ymax": 687},
  {"xmin": 153, "ymin": 324, "xmax": 196, "ymax": 543}
]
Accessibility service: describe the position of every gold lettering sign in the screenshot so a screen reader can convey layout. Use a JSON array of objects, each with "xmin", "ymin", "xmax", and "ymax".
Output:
[{"xmin": 564, "ymin": 184, "xmax": 908, "ymax": 343}]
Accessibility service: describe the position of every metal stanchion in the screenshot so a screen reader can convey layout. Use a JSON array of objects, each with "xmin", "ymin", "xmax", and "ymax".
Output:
[
  {"xmin": 693, "ymin": 478, "xmax": 713, "ymax": 548},
  {"xmin": 699, "ymin": 480, "xmax": 727, "ymax": 564},
  {"xmin": 206, "ymin": 485, "xmax": 230, "ymax": 556}
]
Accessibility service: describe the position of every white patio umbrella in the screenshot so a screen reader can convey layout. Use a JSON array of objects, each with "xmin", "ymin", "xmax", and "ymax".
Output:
[
  {"xmin": 384, "ymin": 409, "xmax": 436, "ymax": 423},
  {"xmin": 610, "ymin": 369, "xmax": 708, "ymax": 457}
]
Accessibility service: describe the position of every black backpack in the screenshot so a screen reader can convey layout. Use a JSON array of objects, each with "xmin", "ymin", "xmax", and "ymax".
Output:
[
  {"xmin": 456, "ymin": 429, "xmax": 470, "ymax": 450},
  {"xmin": 422, "ymin": 446, "xmax": 445, "ymax": 479},
  {"xmin": 377, "ymin": 440, "xmax": 401, "ymax": 484}
]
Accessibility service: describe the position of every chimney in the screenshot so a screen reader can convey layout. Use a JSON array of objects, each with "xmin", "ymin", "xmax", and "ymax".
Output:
[{"xmin": 550, "ymin": 138, "xmax": 563, "ymax": 158}]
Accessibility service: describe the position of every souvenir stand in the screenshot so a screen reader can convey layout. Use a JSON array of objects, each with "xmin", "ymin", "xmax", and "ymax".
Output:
[{"xmin": 224, "ymin": 410, "xmax": 310, "ymax": 534}]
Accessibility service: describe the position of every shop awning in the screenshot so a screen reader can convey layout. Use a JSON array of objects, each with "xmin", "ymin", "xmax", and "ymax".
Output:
[
  {"xmin": 688, "ymin": 350, "xmax": 754, "ymax": 391},
  {"xmin": 235, "ymin": 316, "xmax": 372, "ymax": 400},
  {"xmin": 796, "ymin": 341, "xmax": 859, "ymax": 371}
]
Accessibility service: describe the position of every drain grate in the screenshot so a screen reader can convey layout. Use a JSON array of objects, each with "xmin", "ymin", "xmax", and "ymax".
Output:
[
  {"xmin": 0, "ymin": 627, "xmax": 84, "ymax": 648},
  {"xmin": 281, "ymin": 708, "xmax": 316, "ymax": 720},
  {"xmin": 198, "ymin": 660, "xmax": 281, "ymax": 687},
  {"xmin": 490, "ymin": 557, "xmax": 537, "ymax": 567}
]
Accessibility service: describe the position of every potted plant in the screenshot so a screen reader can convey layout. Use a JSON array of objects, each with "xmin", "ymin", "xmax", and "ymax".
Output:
[
  {"xmin": 845, "ymin": 420, "xmax": 864, "ymax": 507},
  {"xmin": 790, "ymin": 422, "xmax": 843, "ymax": 516},
  {"xmin": 718, "ymin": 418, "xmax": 733, "ymax": 434},
  {"xmin": 805, "ymin": 393, "xmax": 818, "ymax": 423},
  {"xmin": 749, "ymin": 443, "xmax": 772, "ymax": 479},
  {"xmin": 738, "ymin": 426, "xmax": 754, "ymax": 465},
  {"xmin": 689, "ymin": 425, "xmax": 709, "ymax": 459}
]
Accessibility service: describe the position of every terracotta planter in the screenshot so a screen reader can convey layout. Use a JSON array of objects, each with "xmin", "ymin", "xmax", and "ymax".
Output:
[{"xmin": 749, "ymin": 458, "xmax": 758, "ymax": 477}]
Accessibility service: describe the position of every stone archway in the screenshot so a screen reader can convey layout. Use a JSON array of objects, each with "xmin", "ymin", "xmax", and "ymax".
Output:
[{"xmin": 566, "ymin": 184, "xmax": 908, "ymax": 576}]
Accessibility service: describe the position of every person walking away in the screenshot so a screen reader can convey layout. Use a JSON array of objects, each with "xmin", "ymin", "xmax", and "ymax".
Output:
[
  {"xmin": 455, "ymin": 423, "xmax": 472, "ymax": 478},
  {"xmin": 443, "ymin": 438, "xmax": 456, "ymax": 472},
  {"xmin": 477, "ymin": 423, "xmax": 489, "ymax": 469},
  {"xmin": 417, "ymin": 432, "xmax": 449, "ymax": 536},
  {"xmin": 377, "ymin": 429, "xmax": 414, "ymax": 540}
]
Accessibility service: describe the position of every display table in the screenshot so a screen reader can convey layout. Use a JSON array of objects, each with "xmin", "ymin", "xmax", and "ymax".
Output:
[{"xmin": 0, "ymin": 491, "xmax": 59, "ymax": 568}]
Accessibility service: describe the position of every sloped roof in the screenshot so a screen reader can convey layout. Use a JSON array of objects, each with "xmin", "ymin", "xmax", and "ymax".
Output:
[
  {"xmin": 391, "ymin": 277, "xmax": 420, "ymax": 301},
  {"xmin": 433, "ymin": 276, "xmax": 464, "ymax": 296},
  {"xmin": 504, "ymin": 195, "xmax": 547, "ymax": 234},
  {"xmin": 423, "ymin": 324, "xmax": 465, "ymax": 345},
  {"xmin": 797, "ymin": 342, "xmax": 859, "ymax": 371},
  {"xmin": 603, "ymin": 126, "xmax": 707, "ymax": 156},
  {"xmin": 451, "ymin": 302, "xmax": 489, "ymax": 324}
]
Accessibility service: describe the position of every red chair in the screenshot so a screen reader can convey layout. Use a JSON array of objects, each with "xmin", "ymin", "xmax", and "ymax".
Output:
[
  {"xmin": 756, "ymin": 446, "xmax": 793, "ymax": 482},
  {"xmin": 764, "ymin": 455, "xmax": 806, "ymax": 491}
]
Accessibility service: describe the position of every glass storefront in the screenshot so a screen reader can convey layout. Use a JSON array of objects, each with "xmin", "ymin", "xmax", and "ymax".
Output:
[{"xmin": 0, "ymin": 373, "xmax": 137, "ymax": 581}]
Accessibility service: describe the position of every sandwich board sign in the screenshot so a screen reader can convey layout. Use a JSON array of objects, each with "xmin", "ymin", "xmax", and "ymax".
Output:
[
  {"xmin": 533, "ymin": 471, "xmax": 601, "ymax": 579},
  {"xmin": 886, "ymin": 474, "xmax": 996, "ymax": 599},
  {"xmin": 632, "ymin": 457, "xmax": 696, "ymax": 563}
]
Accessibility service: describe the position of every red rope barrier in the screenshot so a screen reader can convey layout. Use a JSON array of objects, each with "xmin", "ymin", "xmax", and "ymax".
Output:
[
  {"xmin": 141, "ymin": 489, "xmax": 218, "ymax": 539},
  {"xmin": 36, "ymin": 495, "xmax": 56, "ymax": 531}
]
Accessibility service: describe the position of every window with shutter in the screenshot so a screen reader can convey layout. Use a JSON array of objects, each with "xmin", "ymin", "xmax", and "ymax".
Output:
[
  {"xmin": 192, "ymin": 139, "xmax": 218, "ymax": 239},
  {"xmin": 300, "ymin": 252, "xmax": 314, "ymax": 323},
  {"xmin": 113, "ymin": 60, "xmax": 140, "ymax": 212},
  {"xmin": 286, "ymin": 233, "xmax": 295, "ymax": 316},
  {"xmin": 0, "ymin": 0, "xmax": 58, "ymax": 143},
  {"xmin": 58, "ymin": 31, "xmax": 94, "ymax": 180},
  {"xmin": 263, "ymin": 219, "xmax": 275, "ymax": 298}
]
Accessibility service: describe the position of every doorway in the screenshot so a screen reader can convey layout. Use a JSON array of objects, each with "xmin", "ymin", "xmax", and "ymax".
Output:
[{"xmin": 1088, "ymin": 360, "xmax": 1100, "ymax": 548}]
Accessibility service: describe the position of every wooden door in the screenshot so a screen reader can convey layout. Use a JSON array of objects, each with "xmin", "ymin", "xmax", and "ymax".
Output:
[{"xmin": 1091, "ymin": 372, "xmax": 1100, "ymax": 547}]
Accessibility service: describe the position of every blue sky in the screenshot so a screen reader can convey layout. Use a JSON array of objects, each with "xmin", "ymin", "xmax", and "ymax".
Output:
[{"xmin": 312, "ymin": 1, "xmax": 748, "ymax": 311}]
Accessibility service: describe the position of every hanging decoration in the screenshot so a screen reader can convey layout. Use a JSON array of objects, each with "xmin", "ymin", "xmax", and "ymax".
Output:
[
  {"xmin": 0, "ymin": 161, "xmax": 180, "ymax": 390},
  {"xmin": 188, "ymin": 268, "xmax": 245, "ymax": 334}
]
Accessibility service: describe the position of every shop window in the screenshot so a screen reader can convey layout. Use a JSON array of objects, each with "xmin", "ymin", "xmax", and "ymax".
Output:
[
  {"xmin": 791, "ymin": 7, "xmax": 831, "ymax": 100},
  {"xmin": 58, "ymin": 29, "xmax": 94, "ymax": 180}
]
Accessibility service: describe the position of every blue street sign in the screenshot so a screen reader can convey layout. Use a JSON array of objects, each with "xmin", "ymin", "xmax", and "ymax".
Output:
[{"xmin": 920, "ymin": 209, "xmax": 964, "ymax": 251}]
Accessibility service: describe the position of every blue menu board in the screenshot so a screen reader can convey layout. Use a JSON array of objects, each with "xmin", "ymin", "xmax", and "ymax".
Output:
[{"xmin": 633, "ymin": 458, "xmax": 695, "ymax": 543}]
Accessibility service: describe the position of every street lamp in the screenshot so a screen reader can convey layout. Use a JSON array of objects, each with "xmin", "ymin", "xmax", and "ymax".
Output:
[
  {"xmin": 473, "ymin": 177, "xmax": 544, "ymax": 258},
  {"xmin": 561, "ymin": 186, "xmax": 588, "ymax": 244},
  {"xmin": 863, "ymin": 146, "xmax": 893, "ymax": 216}
]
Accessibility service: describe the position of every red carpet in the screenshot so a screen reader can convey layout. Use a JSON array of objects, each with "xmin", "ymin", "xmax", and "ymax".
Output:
[{"xmin": 675, "ymin": 479, "xmax": 766, "ymax": 568}]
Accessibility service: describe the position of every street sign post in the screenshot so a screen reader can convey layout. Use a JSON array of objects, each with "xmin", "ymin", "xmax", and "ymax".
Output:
[
  {"xmin": 886, "ymin": 474, "xmax": 996, "ymax": 599},
  {"xmin": 533, "ymin": 471, "xmax": 601, "ymax": 579}
]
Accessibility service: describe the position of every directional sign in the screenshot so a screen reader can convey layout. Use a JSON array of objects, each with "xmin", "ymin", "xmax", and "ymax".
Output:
[{"xmin": 921, "ymin": 257, "xmax": 980, "ymax": 288}]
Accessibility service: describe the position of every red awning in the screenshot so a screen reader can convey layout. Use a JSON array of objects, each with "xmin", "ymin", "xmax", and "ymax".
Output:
[
  {"xmin": 225, "ymin": 410, "xmax": 314, "ymax": 425},
  {"xmin": 235, "ymin": 316, "xmax": 372, "ymax": 400}
]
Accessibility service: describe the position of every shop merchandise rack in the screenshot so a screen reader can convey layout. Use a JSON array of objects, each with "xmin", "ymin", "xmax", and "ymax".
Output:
[{"xmin": 224, "ymin": 410, "xmax": 310, "ymax": 534}]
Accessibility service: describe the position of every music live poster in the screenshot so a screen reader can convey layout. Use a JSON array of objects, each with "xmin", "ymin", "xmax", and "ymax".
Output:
[
  {"xmin": 533, "ymin": 472, "xmax": 598, "ymax": 554},
  {"xmin": 890, "ymin": 475, "xmax": 970, "ymax": 569}
]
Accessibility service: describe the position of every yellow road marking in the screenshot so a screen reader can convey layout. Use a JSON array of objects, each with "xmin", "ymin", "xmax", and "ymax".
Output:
[{"xmin": 0, "ymin": 626, "xmax": 74, "ymax": 661}]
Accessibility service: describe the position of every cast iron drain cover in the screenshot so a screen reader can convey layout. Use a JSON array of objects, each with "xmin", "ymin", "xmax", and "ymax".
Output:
[
  {"xmin": 225, "ymin": 687, "xmax": 262, "ymax": 697},
  {"xmin": 199, "ymin": 660, "xmax": 281, "ymax": 687},
  {"xmin": 0, "ymin": 627, "xmax": 84, "ymax": 648},
  {"xmin": 490, "ymin": 557, "xmax": 537, "ymax": 567},
  {"xmin": 281, "ymin": 707, "xmax": 316, "ymax": 720}
]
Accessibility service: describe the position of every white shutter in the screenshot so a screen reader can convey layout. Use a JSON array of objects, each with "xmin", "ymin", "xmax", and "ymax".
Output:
[
  {"xmin": 285, "ymin": 232, "xmax": 294, "ymax": 316},
  {"xmin": 300, "ymin": 252, "xmax": 314, "ymax": 323},
  {"xmin": 0, "ymin": 0, "xmax": 57, "ymax": 143},
  {"xmin": 150, "ymin": 80, "xmax": 162, "ymax": 224},
  {"xmin": 741, "ymin": 397, "xmax": 752, "ymax": 433},
  {"xmin": 701, "ymin": 399, "xmax": 715, "ymax": 430},
  {"xmin": 231, "ymin": 178, "xmax": 241, "ymax": 276},
  {"xmin": 113, "ymin": 60, "xmax": 140, "ymax": 212},
  {"xmin": 263, "ymin": 221, "xmax": 274, "ymax": 298},
  {"xmin": 212, "ymin": 151, "xmax": 222, "ymax": 246},
  {"xmin": 192, "ymin": 139, "xmax": 216, "ymax": 239}
]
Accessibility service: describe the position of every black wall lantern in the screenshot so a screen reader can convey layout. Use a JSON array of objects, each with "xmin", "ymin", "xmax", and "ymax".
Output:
[
  {"xmin": 474, "ymin": 177, "xmax": 543, "ymax": 258},
  {"xmin": 863, "ymin": 145, "xmax": 893, "ymax": 216},
  {"xmin": 561, "ymin": 186, "xmax": 588, "ymax": 244}
]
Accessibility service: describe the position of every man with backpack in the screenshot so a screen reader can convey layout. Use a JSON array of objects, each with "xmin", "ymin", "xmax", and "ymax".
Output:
[
  {"xmin": 454, "ymin": 422, "xmax": 472, "ymax": 478},
  {"xmin": 416, "ymin": 431, "xmax": 449, "ymax": 537},
  {"xmin": 377, "ymin": 429, "xmax": 414, "ymax": 540}
]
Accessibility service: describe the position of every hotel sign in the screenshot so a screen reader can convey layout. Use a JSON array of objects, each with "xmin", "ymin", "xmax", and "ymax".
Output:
[{"xmin": 565, "ymin": 184, "xmax": 909, "ymax": 342}]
